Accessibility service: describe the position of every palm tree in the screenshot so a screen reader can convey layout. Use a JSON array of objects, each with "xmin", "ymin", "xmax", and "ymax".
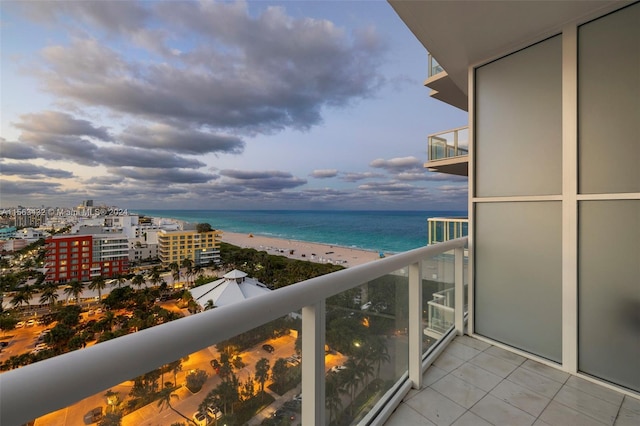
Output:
[
  {"xmin": 88, "ymin": 276, "xmax": 107, "ymax": 302},
  {"xmin": 368, "ymin": 336, "xmax": 391, "ymax": 379},
  {"xmin": 149, "ymin": 266, "xmax": 162, "ymax": 287},
  {"xmin": 326, "ymin": 372, "xmax": 343, "ymax": 424},
  {"xmin": 39, "ymin": 283, "xmax": 59, "ymax": 311},
  {"xmin": 181, "ymin": 259, "xmax": 193, "ymax": 285},
  {"xmin": 64, "ymin": 279, "xmax": 84, "ymax": 305},
  {"xmin": 11, "ymin": 287, "xmax": 32, "ymax": 310},
  {"xmin": 203, "ymin": 299, "xmax": 216, "ymax": 311},
  {"xmin": 156, "ymin": 388, "xmax": 195, "ymax": 425},
  {"xmin": 168, "ymin": 359, "xmax": 182, "ymax": 386},
  {"xmin": 131, "ymin": 274, "xmax": 145, "ymax": 290},
  {"xmin": 193, "ymin": 265, "xmax": 203, "ymax": 282},
  {"xmin": 339, "ymin": 358, "xmax": 364, "ymax": 416},
  {"xmin": 115, "ymin": 274, "xmax": 126, "ymax": 288},
  {"xmin": 255, "ymin": 358, "xmax": 270, "ymax": 395}
]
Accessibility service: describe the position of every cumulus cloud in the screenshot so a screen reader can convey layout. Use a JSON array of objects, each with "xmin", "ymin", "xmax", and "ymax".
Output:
[
  {"xmin": 12, "ymin": 114, "xmax": 206, "ymax": 169},
  {"xmin": 396, "ymin": 171, "xmax": 468, "ymax": 182},
  {"xmin": 14, "ymin": 110, "xmax": 112, "ymax": 141},
  {"xmin": 310, "ymin": 169, "xmax": 338, "ymax": 179},
  {"xmin": 0, "ymin": 162, "xmax": 74, "ymax": 179},
  {"xmin": 341, "ymin": 171, "xmax": 385, "ymax": 182},
  {"xmin": 219, "ymin": 169, "xmax": 307, "ymax": 191},
  {"xmin": 0, "ymin": 179, "xmax": 64, "ymax": 195},
  {"xmin": 31, "ymin": 1, "xmax": 385, "ymax": 134},
  {"xmin": 120, "ymin": 124, "xmax": 244, "ymax": 155},
  {"xmin": 0, "ymin": 138, "xmax": 39, "ymax": 160},
  {"xmin": 369, "ymin": 156, "xmax": 423, "ymax": 172},
  {"xmin": 108, "ymin": 167, "xmax": 218, "ymax": 184}
]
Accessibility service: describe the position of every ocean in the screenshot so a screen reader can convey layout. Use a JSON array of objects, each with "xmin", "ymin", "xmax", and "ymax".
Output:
[{"xmin": 133, "ymin": 210, "xmax": 467, "ymax": 254}]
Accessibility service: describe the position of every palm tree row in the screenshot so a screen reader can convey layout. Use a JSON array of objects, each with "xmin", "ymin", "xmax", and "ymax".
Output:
[{"xmin": 329, "ymin": 335, "xmax": 391, "ymax": 422}]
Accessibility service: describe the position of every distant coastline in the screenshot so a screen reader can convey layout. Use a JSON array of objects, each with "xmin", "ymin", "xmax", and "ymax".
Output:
[{"xmin": 133, "ymin": 209, "xmax": 467, "ymax": 254}]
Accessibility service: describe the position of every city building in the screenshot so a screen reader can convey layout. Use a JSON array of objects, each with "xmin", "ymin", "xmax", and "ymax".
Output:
[
  {"xmin": 158, "ymin": 228, "xmax": 222, "ymax": 267},
  {"xmin": 14, "ymin": 210, "xmax": 47, "ymax": 228},
  {"xmin": 390, "ymin": 0, "xmax": 639, "ymax": 394},
  {"xmin": 0, "ymin": 226, "xmax": 17, "ymax": 240},
  {"xmin": 44, "ymin": 233, "xmax": 129, "ymax": 283}
]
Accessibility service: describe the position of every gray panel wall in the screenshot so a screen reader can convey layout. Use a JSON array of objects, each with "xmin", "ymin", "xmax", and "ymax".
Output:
[
  {"xmin": 577, "ymin": 2, "xmax": 640, "ymax": 392},
  {"xmin": 579, "ymin": 3, "xmax": 640, "ymax": 194},
  {"xmin": 579, "ymin": 201, "xmax": 640, "ymax": 391},
  {"xmin": 475, "ymin": 202, "xmax": 562, "ymax": 362},
  {"xmin": 475, "ymin": 36, "xmax": 562, "ymax": 197},
  {"xmin": 474, "ymin": 35, "xmax": 563, "ymax": 362}
]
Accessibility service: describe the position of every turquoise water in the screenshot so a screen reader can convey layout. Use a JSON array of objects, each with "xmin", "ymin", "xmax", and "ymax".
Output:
[{"xmin": 134, "ymin": 210, "xmax": 467, "ymax": 254}]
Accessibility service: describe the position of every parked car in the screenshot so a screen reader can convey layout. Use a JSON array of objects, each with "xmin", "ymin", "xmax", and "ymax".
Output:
[
  {"xmin": 286, "ymin": 356, "xmax": 300, "ymax": 366},
  {"xmin": 16, "ymin": 321, "xmax": 25, "ymax": 328},
  {"xmin": 272, "ymin": 408, "xmax": 295, "ymax": 421},
  {"xmin": 329, "ymin": 365, "xmax": 347, "ymax": 373},
  {"xmin": 26, "ymin": 319, "xmax": 36, "ymax": 327},
  {"xmin": 192, "ymin": 410, "xmax": 208, "ymax": 426},
  {"xmin": 207, "ymin": 405, "xmax": 222, "ymax": 420},
  {"xmin": 83, "ymin": 407, "xmax": 102, "ymax": 424},
  {"xmin": 262, "ymin": 344, "xmax": 275, "ymax": 353}
]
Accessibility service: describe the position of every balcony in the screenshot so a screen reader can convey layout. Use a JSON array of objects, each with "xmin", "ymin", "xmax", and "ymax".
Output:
[
  {"xmin": 428, "ymin": 217, "xmax": 468, "ymax": 246},
  {"xmin": 425, "ymin": 126, "xmax": 469, "ymax": 176},
  {"xmin": 5, "ymin": 237, "xmax": 637, "ymax": 426},
  {"xmin": 424, "ymin": 53, "xmax": 468, "ymax": 111},
  {"xmin": 1, "ymin": 238, "xmax": 470, "ymax": 425}
]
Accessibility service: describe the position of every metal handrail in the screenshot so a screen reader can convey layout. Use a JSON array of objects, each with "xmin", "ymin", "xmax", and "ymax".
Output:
[{"xmin": 0, "ymin": 237, "xmax": 467, "ymax": 425}]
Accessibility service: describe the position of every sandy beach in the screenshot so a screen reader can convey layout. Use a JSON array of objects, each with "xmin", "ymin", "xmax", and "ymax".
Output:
[{"xmin": 220, "ymin": 231, "xmax": 383, "ymax": 268}]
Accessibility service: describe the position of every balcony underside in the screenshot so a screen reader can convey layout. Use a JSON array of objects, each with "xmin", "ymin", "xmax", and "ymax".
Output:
[
  {"xmin": 385, "ymin": 335, "xmax": 640, "ymax": 426},
  {"xmin": 424, "ymin": 72, "xmax": 468, "ymax": 111},
  {"xmin": 425, "ymin": 155, "xmax": 469, "ymax": 176}
]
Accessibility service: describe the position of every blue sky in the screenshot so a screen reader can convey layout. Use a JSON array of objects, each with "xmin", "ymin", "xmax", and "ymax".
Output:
[{"xmin": 0, "ymin": 0, "xmax": 467, "ymax": 211}]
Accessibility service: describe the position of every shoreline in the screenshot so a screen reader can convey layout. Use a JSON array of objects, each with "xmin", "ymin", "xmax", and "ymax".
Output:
[{"xmin": 220, "ymin": 231, "xmax": 384, "ymax": 268}]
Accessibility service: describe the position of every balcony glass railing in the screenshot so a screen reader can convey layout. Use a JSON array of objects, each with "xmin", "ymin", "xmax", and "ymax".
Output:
[
  {"xmin": 427, "ymin": 53, "xmax": 444, "ymax": 78},
  {"xmin": 428, "ymin": 217, "xmax": 469, "ymax": 245},
  {"xmin": 428, "ymin": 126, "xmax": 469, "ymax": 162},
  {"xmin": 0, "ymin": 238, "xmax": 467, "ymax": 426}
]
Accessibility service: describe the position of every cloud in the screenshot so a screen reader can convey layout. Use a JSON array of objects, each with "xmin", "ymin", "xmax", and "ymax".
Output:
[
  {"xmin": 0, "ymin": 138, "xmax": 39, "ymax": 160},
  {"xmin": 120, "ymin": 124, "xmax": 244, "ymax": 155},
  {"xmin": 396, "ymin": 171, "xmax": 468, "ymax": 182},
  {"xmin": 358, "ymin": 181, "xmax": 421, "ymax": 195},
  {"xmin": 369, "ymin": 156, "xmax": 423, "ymax": 172},
  {"xmin": 310, "ymin": 169, "xmax": 338, "ymax": 179},
  {"xmin": 108, "ymin": 167, "xmax": 218, "ymax": 184},
  {"xmin": 0, "ymin": 179, "xmax": 64, "ymax": 195},
  {"xmin": 219, "ymin": 169, "xmax": 307, "ymax": 191},
  {"xmin": 341, "ymin": 171, "xmax": 385, "ymax": 182},
  {"xmin": 97, "ymin": 146, "xmax": 205, "ymax": 169},
  {"xmin": 13, "ymin": 116, "xmax": 206, "ymax": 169},
  {"xmin": 0, "ymin": 162, "xmax": 74, "ymax": 179},
  {"xmin": 31, "ymin": 1, "xmax": 385, "ymax": 134},
  {"xmin": 14, "ymin": 110, "xmax": 112, "ymax": 141}
]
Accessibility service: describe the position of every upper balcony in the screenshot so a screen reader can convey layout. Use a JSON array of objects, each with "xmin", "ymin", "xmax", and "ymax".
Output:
[
  {"xmin": 424, "ymin": 54, "xmax": 468, "ymax": 111},
  {"xmin": 425, "ymin": 126, "xmax": 469, "ymax": 176}
]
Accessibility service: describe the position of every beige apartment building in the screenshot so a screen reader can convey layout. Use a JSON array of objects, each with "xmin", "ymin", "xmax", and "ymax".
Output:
[{"xmin": 157, "ymin": 228, "xmax": 222, "ymax": 267}]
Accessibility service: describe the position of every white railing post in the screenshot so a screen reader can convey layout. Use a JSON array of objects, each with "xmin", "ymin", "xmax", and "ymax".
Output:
[
  {"xmin": 408, "ymin": 261, "xmax": 422, "ymax": 389},
  {"xmin": 302, "ymin": 301, "xmax": 325, "ymax": 425},
  {"xmin": 454, "ymin": 247, "xmax": 464, "ymax": 335}
]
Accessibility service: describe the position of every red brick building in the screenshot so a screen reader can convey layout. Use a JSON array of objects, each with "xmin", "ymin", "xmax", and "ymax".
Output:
[{"xmin": 45, "ymin": 234, "xmax": 129, "ymax": 283}]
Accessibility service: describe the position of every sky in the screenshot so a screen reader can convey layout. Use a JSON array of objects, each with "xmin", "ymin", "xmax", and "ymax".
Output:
[{"xmin": 0, "ymin": 0, "xmax": 468, "ymax": 211}]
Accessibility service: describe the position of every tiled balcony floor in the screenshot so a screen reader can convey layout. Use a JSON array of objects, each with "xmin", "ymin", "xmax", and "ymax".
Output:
[{"xmin": 385, "ymin": 335, "xmax": 640, "ymax": 426}]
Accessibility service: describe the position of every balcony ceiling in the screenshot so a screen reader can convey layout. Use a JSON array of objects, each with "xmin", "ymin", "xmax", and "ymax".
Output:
[{"xmin": 389, "ymin": 0, "xmax": 630, "ymax": 96}]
